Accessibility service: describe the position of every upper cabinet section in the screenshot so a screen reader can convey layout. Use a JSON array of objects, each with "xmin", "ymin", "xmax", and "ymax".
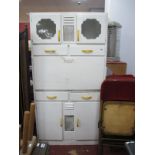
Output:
[
  {"xmin": 30, "ymin": 13, "xmax": 108, "ymax": 44},
  {"xmin": 77, "ymin": 13, "xmax": 108, "ymax": 44},
  {"xmin": 30, "ymin": 13, "xmax": 61, "ymax": 44}
]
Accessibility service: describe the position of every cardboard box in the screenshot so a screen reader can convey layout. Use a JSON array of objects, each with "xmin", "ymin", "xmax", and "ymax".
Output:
[{"xmin": 107, "ymin": 61, "xmax": 127, "ymax": 75}]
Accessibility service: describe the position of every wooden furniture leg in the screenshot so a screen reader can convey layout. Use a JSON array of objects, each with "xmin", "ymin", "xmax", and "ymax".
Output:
[
  {"xmin": 28, "ymin": 103, "xmax": 35, "ymax": 140},
  {"xmin": 22, "ymin": 111, "xmax": 30, "ymax": 153}
]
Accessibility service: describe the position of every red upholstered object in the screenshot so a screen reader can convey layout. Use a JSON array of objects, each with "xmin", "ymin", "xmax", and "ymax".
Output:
[
  {"xmin": 100, "ymin": 75, "xmax": 135, "ymax": 102},
  {"xmin": 19, "ymin": 23, "xmax": 30, "ymax": 40}
]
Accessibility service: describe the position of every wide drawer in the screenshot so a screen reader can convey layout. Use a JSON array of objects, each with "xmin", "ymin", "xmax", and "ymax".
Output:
[
  {"xmin": 69, "ymin": 92, "xmax": 100, "ymax": 101},
  {"xmin": 32, "ymin": 45, "xmax": 68, "ymax": 56},
  {"xmin": 69, "ymin": 45, "xmax": 106, "ymax": 56},
  {"xmin": 35, "ymin": 91, "xmax": 68, "ymax": 101}
]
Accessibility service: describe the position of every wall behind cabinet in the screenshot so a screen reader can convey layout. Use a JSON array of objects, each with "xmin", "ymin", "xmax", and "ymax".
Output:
[
  {"xmin": 19, "ymin": 0, "xmax": 105, "ymax": 22},
  {"xmin": 105, "ymin": 0, "xmax": 135, "ymax": 75}
]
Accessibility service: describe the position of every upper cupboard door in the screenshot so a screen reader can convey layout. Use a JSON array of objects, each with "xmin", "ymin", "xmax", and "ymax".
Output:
[
  {"xmin": 30, "ymin": 13, "xmax": 61, "ymax": 44},
  {"xmin": 77, "ymin": 13, "xmax": 108, "ymax": 44}
]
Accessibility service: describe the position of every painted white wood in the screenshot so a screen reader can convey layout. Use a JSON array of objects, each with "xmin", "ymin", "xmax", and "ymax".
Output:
[
  {"xmin": 36, "ymin": 102, "xmax": 63, "ymax": 140},
  {"xmin": 46, "ymin": 140, "xmax": 98, "ymax": 145},
  {"xmin": 74, "ymin": 102, "xmax": 100, "ymax": 140},
  {"xmin": 34, "ymin": 91, "xmax": 68, "ymax": 101},
  {"xmin": 33, "ymin": 56, "xmax": 106, "ymax": 90},
  {"xmin": 32, "ymin": 44, "xmax": 68, "ymax": 56},
  {"xmin": 69, "ymin": 92, "xmax": 100, "ymax": 101},
  {"xmin": 63, "ymin": 102, "xmax": 76, "ymax": 140},
  {"xmin": 32, "ymin": 56, "xmax": 69, "ymax": 90},
  {"xmin": 30, "ymin": 13, "xmax": 61, "ymax": 44},
  {"xmin": 67, "ymin": 56, "xmax": 106, "ymax": 90},
  {"xmin": 69, "ymin": 44, "xmax": 106, "ymax": 56},
  {"xmin": 77, "ymin": 13, "xmax": 108, "ymax": 44},
  {"xmin": 30, "ymin": 13, "xmax": 107, "ymax": 144},
  {"xmin": 61, "ymin": 14, "xmax": 77, "ymax": 43}
]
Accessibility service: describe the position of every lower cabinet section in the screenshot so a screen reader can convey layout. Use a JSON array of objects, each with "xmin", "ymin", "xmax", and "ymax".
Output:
[{"xmin": 36, "ymin": 101, "xmax": 99, "ymax": 142}]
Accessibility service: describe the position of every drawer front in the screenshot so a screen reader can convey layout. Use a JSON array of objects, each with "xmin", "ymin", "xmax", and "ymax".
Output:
[
  {"xmin": 69, "ymin": 45, "xmax": 106, "ymax": 56},
  {"xmin": 32, "ymin": 45, "xmax": 68, "ymax": 56},
  {"xmin": 35, "ymin": 91, "xmax": 68, "ymax": 101},
  {"xmin": 69, "ymin": 92, "xmax": 100, "ymax": 101}
]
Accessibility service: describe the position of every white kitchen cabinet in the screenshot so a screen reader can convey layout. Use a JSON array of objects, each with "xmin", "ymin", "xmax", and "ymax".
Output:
[
  {"xmin": 30, "ymin": 12, "xmax": 108, "ymax": 144},
  {"xmin": 36, "ymin": 102, "xmax": 63, "ymax": 140}
]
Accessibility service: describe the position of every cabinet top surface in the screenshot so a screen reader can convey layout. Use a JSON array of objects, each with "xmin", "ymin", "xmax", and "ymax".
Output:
[{"xmin": 29, "ymin": 12, "xmax": 107, "ymax": 15}]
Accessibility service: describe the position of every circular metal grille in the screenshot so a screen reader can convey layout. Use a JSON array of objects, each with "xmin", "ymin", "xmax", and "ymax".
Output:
[
  {"xmin": 81, "ymin": 19, "xmax": 101, "ymax": 39},
  {"xmin": 36, "ymin": 19, "xmax": 56, "ymax": 39}
]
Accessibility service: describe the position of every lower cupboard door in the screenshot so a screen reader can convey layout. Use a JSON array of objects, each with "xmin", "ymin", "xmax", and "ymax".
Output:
[
  {"xmin": 36, "ymin": 102, "xmax": 63, "ymax": 140},
  {"xmin": 75, "ymin": 102, "xmax": 100, "ymax": 140}
]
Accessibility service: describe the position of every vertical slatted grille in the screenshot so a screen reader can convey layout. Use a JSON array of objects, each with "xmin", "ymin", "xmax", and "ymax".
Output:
[{"xmin": 63, "ymin": 16, "xmax": 75, "ymax": 42}]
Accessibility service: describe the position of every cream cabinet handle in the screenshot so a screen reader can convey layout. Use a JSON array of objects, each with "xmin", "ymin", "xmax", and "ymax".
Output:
[
  {"xmin": 47, "ymin": 96, "xmax": 57, "ymax": 100},
  {"xmin": 81, "ymin": 50, "xmax": 94, "ymax": 54},
  {"xmin": 77, "ymin": 30, "xmax": 80, "ymax": 42},
  {"xmin": 77, "ymin": 118, "xmax": 80, "ymax": 127},
  {"xmin": 60, "ymin": 118, "xmax": 63, "ymax": 127},
  {"xmin": 58, "ymin": 30, "xmax": 60, "ymax": 42},
  {"xmin": 81, "ymin": 96, "xmax": 92, "ymax": 100},
  {"xmin": 44, "ymin": 49, "xmax": 56, "ymax": 53}
]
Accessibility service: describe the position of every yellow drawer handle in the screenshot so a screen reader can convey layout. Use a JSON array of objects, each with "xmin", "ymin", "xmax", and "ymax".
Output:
[
  {"xmin": 58, "ymin": 30, "xmax": 60, "ymax": 42},
  {"xmin": 44, "ymin": 49, "xmax": 56, "ymax": 53},
  {"xmin": 60, "ymin": 118, "xmax": 63, "ymax": 127},
  {"xmin": 47, "ymin": 96, "xmax": 57, "ymax": 100},
  {"xmin": 81, "ymin": 96, "xmax": 92, "ymax": 100},
  {"xmin": 77, "ymin": 30, "xmax": 80, "ymax": 42},
  {"xmin": 77, "ymin": 118, "xmax": 80, "ymax": 127},
  {"xmin": 81, "ymin": 50, "xmax": 94, "ymax": 54}
]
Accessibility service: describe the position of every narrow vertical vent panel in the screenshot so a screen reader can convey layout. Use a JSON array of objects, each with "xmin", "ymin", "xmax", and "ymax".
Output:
[
  {"xmin": 63, "ymin": 17, "xmax": 75, "ymax": 25},
  {"xmin": 63, "ymin": 16, "xmax": 75, "ymax": 41}
]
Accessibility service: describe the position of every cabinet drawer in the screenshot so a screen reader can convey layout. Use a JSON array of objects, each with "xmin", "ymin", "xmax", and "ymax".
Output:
[
  {"xmin": 35, "ymin": 91, "xmax": 68, "ymax": 101},
  {"xmin": 32, "ymin": 45, "xmax": 68, "ymax": 56},
  {"xmin": 69, "ymin": 92, "xmax": 100, "ymax": 101},
  {"xmin": 69, "ymin": 45, "xmax": 106, "ymax": 56}
]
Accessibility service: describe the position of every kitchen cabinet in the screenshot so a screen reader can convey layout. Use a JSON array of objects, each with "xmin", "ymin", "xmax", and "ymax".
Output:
[{"xmin": 30, "ymin": 12, "xmax": 108, "ymax": 144}]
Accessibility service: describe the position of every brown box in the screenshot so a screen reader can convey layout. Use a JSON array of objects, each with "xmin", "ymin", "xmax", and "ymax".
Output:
[{"xmin": 107, "ymin": 61, "xmax": 127, "ymax": 75}]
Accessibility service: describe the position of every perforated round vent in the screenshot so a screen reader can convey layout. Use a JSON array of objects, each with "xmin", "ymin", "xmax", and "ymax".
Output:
[
  {"xmin": 36, "ymin": 19, "xmax": 56, "ymax": 39},
  {"xmin": 81, "ymin": 19, "xmax": 101, "ymax": 39}
]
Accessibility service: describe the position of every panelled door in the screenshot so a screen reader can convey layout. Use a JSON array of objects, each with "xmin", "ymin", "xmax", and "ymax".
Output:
[
  {"xmin": 36, "ymin": 102, "xmax": 63, "ymax": 140},
  {"xmin": 74, "ymin": 102, "xmax": 99, "ymax": 140},
  {"xmin": 77, "ymin": 13, "xmax": 108, "ymax": 44},
  {"xmin": 30, "ymin": 13, "xmax": 61, "ymax": 44}
]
